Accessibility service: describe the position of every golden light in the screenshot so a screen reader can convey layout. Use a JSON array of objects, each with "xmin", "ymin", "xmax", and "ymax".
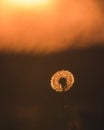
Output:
[
  {"xmin": 10, "ymin": 0, "xmax": 51, "ymax": 6},
  {"xmin": 2, "ymin": 0, "xmax": 54, "ymax": 10},
  {"xmin": 50, "ymin": 70, "xmax": 75, "ymax": 92}
]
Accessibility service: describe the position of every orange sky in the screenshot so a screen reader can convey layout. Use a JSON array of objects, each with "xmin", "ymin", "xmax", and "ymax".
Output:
[{"xmin": 0, "ymin": 0, "xmax": 104, "ymax": 54}]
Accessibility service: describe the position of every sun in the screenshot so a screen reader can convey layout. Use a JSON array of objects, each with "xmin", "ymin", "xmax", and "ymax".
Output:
[
  {"xmin": 11, "ymin": 0, "xmax": 51, "ymax": 6},
  {"xmin": 2, "ymin": 0, "xmax": 54, "ymax": 9}
]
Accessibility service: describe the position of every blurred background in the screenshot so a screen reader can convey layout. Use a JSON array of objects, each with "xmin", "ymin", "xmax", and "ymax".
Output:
[
  {"xmin": 0, "ymin": 0, "xmax": 104, "ymax": 129},
  {"xmin": 0, "ymin": 46, "xmax": 104, "ymax": 130}
]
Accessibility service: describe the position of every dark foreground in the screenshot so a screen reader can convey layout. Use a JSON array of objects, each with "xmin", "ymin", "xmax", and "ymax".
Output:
[{"xmin": 0, "ymin": 46, "xmax": 104, "ymax": 130}]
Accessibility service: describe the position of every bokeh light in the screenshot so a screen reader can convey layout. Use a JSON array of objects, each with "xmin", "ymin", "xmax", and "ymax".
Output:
[{"xmin": 51, "ymin": 70, "xmax": 75, "ymax": 92}]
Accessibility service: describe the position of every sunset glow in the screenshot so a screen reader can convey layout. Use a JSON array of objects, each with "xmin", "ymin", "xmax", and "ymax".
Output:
[
  {"xmin": 2, "ymin": 0, "xmax": 54, "ymax": 9},
  {"xmin": 0, "ymin": 0, "xmax": 103, "ymax": 54}
]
